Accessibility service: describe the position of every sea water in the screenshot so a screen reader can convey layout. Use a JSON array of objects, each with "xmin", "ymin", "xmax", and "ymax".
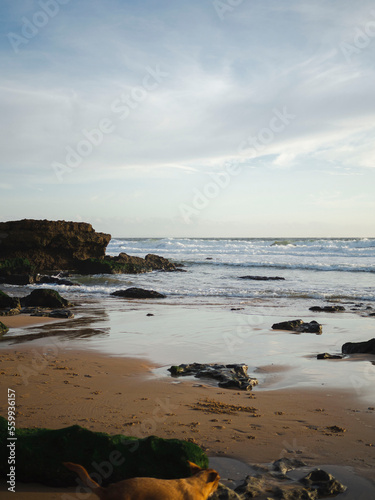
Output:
[{"xmin": 2, "ymin": 237, "xmax": 374, "ymax": 397}]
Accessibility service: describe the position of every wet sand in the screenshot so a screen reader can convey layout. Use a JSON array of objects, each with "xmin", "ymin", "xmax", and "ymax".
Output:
[
  {"xmin": 1, "ymin": 314, "xmax": 60, "ymax": 329},
  {"xmin": 0, "ymin": 347, "xmax": 374, "ymax": 498}
]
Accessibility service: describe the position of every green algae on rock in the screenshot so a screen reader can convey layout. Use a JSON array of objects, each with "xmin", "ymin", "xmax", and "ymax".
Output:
[{"xmin": 0, "ymin": 417, "xmax": 208, "ymax": 487}]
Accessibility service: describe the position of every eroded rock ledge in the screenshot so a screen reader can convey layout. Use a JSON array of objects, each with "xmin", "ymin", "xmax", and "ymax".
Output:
[{"xmin": 0, "ymin": 219, "xmax": 179, "ymax": 280}]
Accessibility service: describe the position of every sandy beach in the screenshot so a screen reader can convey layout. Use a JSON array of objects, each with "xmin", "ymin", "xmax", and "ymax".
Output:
[{"xmin": 0, "ymin": 342, "xmax": 374, "ymax": 498}]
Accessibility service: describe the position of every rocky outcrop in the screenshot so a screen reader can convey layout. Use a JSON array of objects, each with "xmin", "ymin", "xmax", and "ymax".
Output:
[
  {"xmin": 0, "ymin": 219, "xmax": 111, "ymax": 274},
  {"xmin": 111, "ymin": 287, "xmax": 166, "ymax": 299},
  {"xmin": 342, "ymin": 338, "xmax": 375, "ymax": 355},
  {"xmin": 168, "ymin": 363, "xmax": 258, "ymax": 391},
  {"xmin": 0, "ymin": 416, "xmax": 208, "ymax": 487},
  {"xmin": 239, "ymin": 275, "xmax": 285, "ymax": 281},
  {"xmin": 77, "ymin": 253, "xmax": 179, "ymax": 275},
  {"xmin": 272, "ymin": 319, "xmax": 322, "ymax": 334}
]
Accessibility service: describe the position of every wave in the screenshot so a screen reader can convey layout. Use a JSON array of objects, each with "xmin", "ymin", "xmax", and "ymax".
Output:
[{"xmin": 181, "ymin": 260, "xmax": 375, "ymax": 274}]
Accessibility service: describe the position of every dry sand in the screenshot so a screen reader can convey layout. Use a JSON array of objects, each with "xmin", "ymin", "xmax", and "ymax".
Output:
[{"xmin": 0, "ymin": 346, "xmax": 374, "ymax": 499}]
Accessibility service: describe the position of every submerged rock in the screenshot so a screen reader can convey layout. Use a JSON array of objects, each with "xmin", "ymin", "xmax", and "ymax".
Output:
[
  {"xmin": 168, "ymin": 363, "xmax": 258, "ymax": 391},
  {"xmin": 20, "ymin": 289, "xmax": 72, "ymax": 309},
  {"xmin": 0, "ymin": 416, "xmax": 208, "ymax": 487},
  {"xmin": 36, "ymin": 275, "xmax": 79, "ymax": 286},
  {"xmin": 342, "ymin": 338, "xmax": 375, "ymax": 355},
  {"xmin": 111, "ymin": 287, "xmax": 166, "ymax": 299},
  {"xmin": 309, "ymin": 305, "xmax": 345, "ymax": 313},
  {"xmin": 317, "ymin": 353, "xmax": 343, "ymax": 360},
  {"xmin": 272, "ymin": 319, "xmax": 322, "ymax": 334},
  {"xmin": 239, "ymin": 275, "xmax": 285, "ymax": 281}
]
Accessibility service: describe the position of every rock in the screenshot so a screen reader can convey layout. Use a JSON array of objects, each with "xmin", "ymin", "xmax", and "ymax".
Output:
[
  {"xmin": 211, "ymin": 483, "xmax": 243, "ymax": 499},
  {"xmin": 76, "ymin": 252, "xmax": 179, "ymax": 275},
  {"xmin": 235, "ymin": 475, "xmax": 265, "ymax": 497},
  {"xmin": 273, "ymin": 485, "xmax": 318, "ymax": 499},
  {"xmin": 272, "ymin": 320, "xmax": 322, "ymax": 334},
  {"xmin": 299, "ymin": 468, "xmax": 347, "ymax": 496},
  {"xmin": 21, "ymin": 289, "xmax": 72, "ymax": 309},
  {"xmin": 0, "ymin": 274, "xmax": 34, "ymax": 285},
  {"xmin": 309, "ymin": 305, "xmax": 345, "ymax": 312},
  {"xmin": 36, "ymin": 275, "xmax": 79, "ymax": 286},
  {"xmin": 31, "ymin": 309, "xmax": 74, "ymax": 319},
  {"xmin": 342, "ymin": 338, "xmax": 375, "ymax": 355},
  {"xmin": 272, "ymin": 457, "xmax": 307, "ymax": 475},
  {"xmin": 0, "ymin": 321, "xmax": 9, "ymax": 335},
  {"xmin": 0, "ymin": 219, "xmax": 111, "ymax": 274},
  {"xmin": 111, "ymin": 287, "xmax": 166, "ymax": 299},
  {"xmin": 0, "ymin": 290, "xmax": 20, "ymax": 309},
  {"xmin": 0, "ymin": 308, "xmax": 21, "ymax": 317},
  {"xmin": 317, "ymin": 353, "xmax": 343, "ymax": 360},
  {"xmin": 239, "ymin": 275, "xmax": 285, "ymax": 281},
  {"xmin": 168, "ymin": 363, "xmax": 258, "ymax": 391},
  {"xmin": 0, "ymin": 416, "xmax": 208, "ymax": 487},
  {"xmin": 144, "ymin": 253, "xmax": 177, "ymax": 271}
]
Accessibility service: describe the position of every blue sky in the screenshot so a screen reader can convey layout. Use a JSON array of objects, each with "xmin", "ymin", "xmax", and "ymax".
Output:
[{"xmin": 1, "ymin": 0, "xmax": 374, "ymax": 237}]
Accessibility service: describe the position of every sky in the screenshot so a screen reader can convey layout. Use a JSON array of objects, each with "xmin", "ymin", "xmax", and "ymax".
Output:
[{"xmin": 1, "ymin": 0, "xmax": 375, "ymax": 238}]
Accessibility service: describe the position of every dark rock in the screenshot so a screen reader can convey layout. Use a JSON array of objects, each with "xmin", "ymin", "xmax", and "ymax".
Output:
[
  {"xmin": 272, "ymin": 320, "xmax": 322, "ymax": 334},
  {"xmin": 36, "ymin": 275, "xmax": 79, "ymax": 286},
  {"xmin": 21, "ymin": 289, "xmax": 72, "ymax": 309},
  {"xmin": 0, "ymin": 416, "xmax": 208, "ymax": 487},
  {"xmin": 0, "ymin": 219, "xmax": 111, "ymax": 273},
  {"xmin": 0, "ymin": 321, "xmax": 8, "ymax": 335},
  {"xmin": 146, "ymin": 313, "xmax": 154, "ymax": 316},
  {"xmin": 0, "ymin": 274, "xmax": 34, "ymax": 285},
  {"xmin": 299, "ymin": 468, "xmax": 347, "ymax": 496},
  {"xmin": 0, "ymin": 308, "xmax": 21, "ymax": 317},
  {"xmin": 0, "ymin": 290, "xmax": 20, "ymax": 309},
  {"xmin": 239, "ymin": 275, "xmax": 285, "ymax": 281},
  {"xmin": 317, "ymin": 353, "xmax": 343, "ymax": 360},
  {"xmin": 309, "ymin": 305, "xmax": 345, "ymax": 313},
  {"xmin": 168, "ymin": 363, "xmax": 258, "ymax": 391},
  {"xmin": 111, "ymin": 287, "xmax": 166, "ymax": 299},
  {"xmin": 342, "ymin": 338, "xmax": 375, "ymax": 355},
  {"xmin": 48, "ymin": 309, "xmax": 74, "ymax": 319},
  {"xmin": 77, "ymin": 252, "xmax": 179, "ymax": 275}
]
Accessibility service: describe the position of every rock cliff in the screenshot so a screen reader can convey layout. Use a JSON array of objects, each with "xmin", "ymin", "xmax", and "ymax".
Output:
[{"xmin": 0, "ymin": 219, "xmax": 111, "ymax": 273}]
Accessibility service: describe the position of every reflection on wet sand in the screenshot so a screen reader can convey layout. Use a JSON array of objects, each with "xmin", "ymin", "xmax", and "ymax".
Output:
[{"xmin": 0, "ymin": 304, "xmax": 110, "ymax": 345}]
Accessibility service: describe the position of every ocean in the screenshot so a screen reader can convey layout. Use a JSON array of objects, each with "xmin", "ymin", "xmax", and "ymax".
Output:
[
  {"xmin": 2, "ymin": 237, "xmax": 375, "ymax": 398},
  {"xmin": 70, "ymin": 237, "xmax": 375, "ymax": 307}
]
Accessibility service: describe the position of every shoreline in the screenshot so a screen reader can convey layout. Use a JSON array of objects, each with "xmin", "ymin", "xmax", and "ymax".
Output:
[{"xmin": 1, "ymin": 347, "xmax": 374, "ymax": 494}]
